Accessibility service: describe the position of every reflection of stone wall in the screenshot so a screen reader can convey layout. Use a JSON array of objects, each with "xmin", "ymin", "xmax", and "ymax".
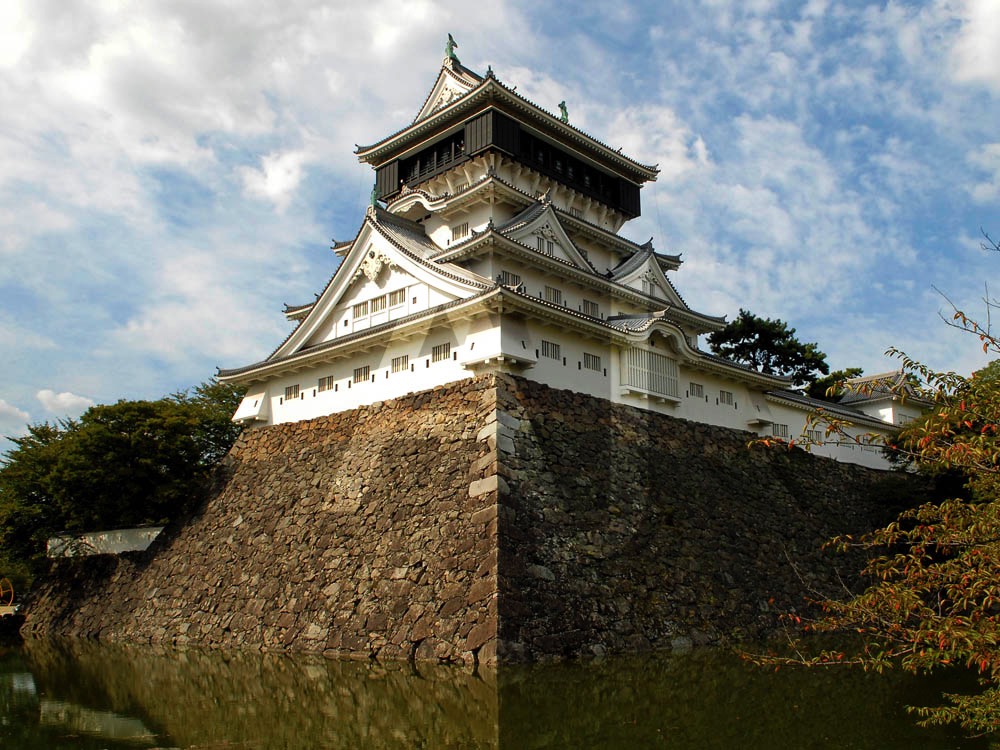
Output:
[
  {"xmin": 22, "ymin": 374, "xmax": 913, "ymax": 663},
  {"xmin": 23, "ymin": 639, "xmax": 498, "ymax": 748}
]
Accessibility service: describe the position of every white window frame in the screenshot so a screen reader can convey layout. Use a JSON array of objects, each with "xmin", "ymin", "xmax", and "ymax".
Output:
[
  {"xmin": 352, "ymin": 301, "xmax": 369, "ymax": 318},
  {"xmin": 540, "ymin": 340, "xmax": 561, "ymax": 359},
  {"xmin": 353, "ymin": 366, "xmax": 370, "ymax": 384},
  {"xmin": 544, "ymin": 286, "xmax": 563, "ymax": 305},
  {"xmin": 318, "ymin": 376, "xmax": 335, "ymax": 393},
  {"xmin": 720, "ymin": 390, "xmax": 734, "ymax": 406},
  {"xmin": 391, "ymin": 355, "xmax": 409, "ymax": 373},
  {"xmin": 583, "ymin": 352, "xmax": 601, "ymax": 371},
  {"xmin": 284, "ymin": 384, "xmax": 300, "ymax": 401}
]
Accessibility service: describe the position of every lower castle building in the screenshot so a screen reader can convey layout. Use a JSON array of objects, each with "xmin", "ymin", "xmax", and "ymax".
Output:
[{"xmin": 219, "ymin": 44, "xmax": 923, "ymax": 469}]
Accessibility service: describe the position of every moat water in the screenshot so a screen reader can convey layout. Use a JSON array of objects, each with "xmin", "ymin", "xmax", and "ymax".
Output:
[{"xmin": 0, "ymin": 638, "xmax": 991, "ymax": 749}]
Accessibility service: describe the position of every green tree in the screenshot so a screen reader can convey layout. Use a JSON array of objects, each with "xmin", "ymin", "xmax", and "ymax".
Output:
[
  {"xmin": 708, "ymin": 309, "xmax": 830, "ymax": 388},
  {"xmin": 0, "ymin": 379, "xmax": 243, "ymax": 580},
  {"xmin": 805, "ymin": 367, "xmax": 865, "ymax": 401},
  {"xmin": 762, "ymin": 328, "xmax": 1000, "ymax": 733}
]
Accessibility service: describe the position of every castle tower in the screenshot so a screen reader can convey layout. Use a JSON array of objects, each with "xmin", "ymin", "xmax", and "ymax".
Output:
[{"xmin": 219, "ymin": 41, "xmax": 911, "ymax": 470}]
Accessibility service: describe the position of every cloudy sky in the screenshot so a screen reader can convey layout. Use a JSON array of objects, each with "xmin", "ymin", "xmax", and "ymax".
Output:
[{"xmin": 2, "ymin": 0, "xmax": 999, "ymax": 443}]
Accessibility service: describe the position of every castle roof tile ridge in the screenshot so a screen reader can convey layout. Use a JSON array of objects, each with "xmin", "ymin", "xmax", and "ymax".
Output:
[
  {"xmin": 357, "ymin": 75, "xmax": 658, "ymax": 179},
  {"xmin": 371, "ymin": 210, "xmax": 491, "ymax": 288},
  {"xmin": 764, "ymin": 389, "xmax": 897, "ymax": 428}
]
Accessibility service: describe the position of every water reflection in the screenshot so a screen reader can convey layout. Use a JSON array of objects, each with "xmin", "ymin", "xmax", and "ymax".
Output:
[{"xmin": 0, "ymin": 638, "xmax": 991, "ymax": 749}]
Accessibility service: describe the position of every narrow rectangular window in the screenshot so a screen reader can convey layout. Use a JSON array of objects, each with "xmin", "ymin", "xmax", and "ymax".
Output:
[
  {"xmin": 536, "ymin": 236, "xmax": 545, "ymax": 253},
  {"xmin": 772, "ymin": 423, "xmax": 789, "ymax": 439},
  {"xmin": 370, "ymin": 295, "xmax": 387, "ymax": 313},
  {"xmin": 544, "ymin": 286, "xmax": 562, "ymax": 305},
  {"xmin": 499, "ymin": 270, "xmax": 521, "ymax": 288},
  {"xmin": 284, "ymin": 384, "xmax": 300, "ymax": 400},
  {"xmin": 451, "ymin": 222, "xmax": 469, "ymax": 241},
  {"xmin": 318, "ymin": 376, "xmax": 335, "ymax": 393},
  {"xmin": 582, "ymin": 299, "xmax": 599, "ymax": 317},
  {"xmin": 389, "ymin": 289, "xmax": 406, "ymax": 307},
  {"xmin": 540, "ymin": 340, "xmax": 561, "ymax": 359},
  {"xmin": 391, "ymin": 355, "xmax": 409, "ymax": 373},
  {"xmin": 432, "ymin": 343, "xmax": 451, "ymax": 362},
  {"xmin": 352, "ymin": 301, "xmax": 369, "ymax": 318},
  {"xmin": 689, "ymin": 382, "xmax": 704, "ymax": 398},
  {"xmin": 583, "ymin": 353, "xmax": 601, "ymax": 371},
  {"xmin": 547, "ymin": 240, "xmax": 554, "ymax": 255},
  {"xmin": 353, "ymin": 366, "xmax": 370, "ymax": 384},
  {"xmin": 720, "ymin": 390, "xmax": 734, "ymax": 406}
]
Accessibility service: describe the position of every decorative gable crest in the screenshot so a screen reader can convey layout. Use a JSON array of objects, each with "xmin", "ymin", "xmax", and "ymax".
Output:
[{"xmin": 355, "ymin": 248, "xmax": 394, "ymax": 283}]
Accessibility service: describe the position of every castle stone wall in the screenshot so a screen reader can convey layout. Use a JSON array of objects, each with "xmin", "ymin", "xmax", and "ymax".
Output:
[{"xmin": 21, "ymin": 374, "xmax": 912, "ymax": 664}]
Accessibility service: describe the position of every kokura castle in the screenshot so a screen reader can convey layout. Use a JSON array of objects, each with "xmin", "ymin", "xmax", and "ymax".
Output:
[{"xmin": 219, "ymin": 42, "xmax": 923, "ymax": 470}]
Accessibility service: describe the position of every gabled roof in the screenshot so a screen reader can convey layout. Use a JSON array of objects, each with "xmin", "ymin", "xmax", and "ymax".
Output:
[
  {"xmin": 764, "ymin": 389, "xmax": 901, "ymax": 431},
  {"xmin": 494, "ymin": 198, "xmax": 597, "ymax": 273},
  {"xmin": 412, "ymin": 57, "xmax": 483, "ymax": 124},
  {"xmin": 839, "ymin": 370, "xmax": 926, "ymax": 405},
  {"xmin": 356, "ymin": 67, "xmax": 658, "ymax": 183}
]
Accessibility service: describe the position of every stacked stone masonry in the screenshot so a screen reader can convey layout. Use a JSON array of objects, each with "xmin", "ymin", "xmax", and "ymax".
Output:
[{"xmin": 22, "ymin": 374, "xmax": 913, "ymax": 664}]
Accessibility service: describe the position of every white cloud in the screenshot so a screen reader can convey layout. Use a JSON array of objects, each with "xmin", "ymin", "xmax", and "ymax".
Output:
[
  {"xmin": 0, "ymin": 400, "xmax": 30, "ymax": 436},
  {"xmin": 36, "ymin": 389, "xmax": 94, "ymax": 416},
  {"xmin": 951, "ymin": 0, "xmax": 1000, "ymax": 91},
  {"xmin": 240, "ymin": 150, "xmax": 309, "ymax": 212}
]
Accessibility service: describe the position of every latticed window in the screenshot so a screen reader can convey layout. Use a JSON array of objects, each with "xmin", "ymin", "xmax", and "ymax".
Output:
[
  {"xmin": 451, "ymin": 222, "xmax": 469, "ymax": 241},
  {"xmin": 544, "ymin": 286, "xmax": 562, "ymax": 305},
  {"xmin": 621, "ymin": 348, "xmax": 679, "ymax": 397},
  {"xmin": 720, "ymin": 390, "xmax": 734, "ymax": 406},
  {"xmin": 389, "ymin": 289, "xmax": 406, "ymax": 306},
  {"xmin": 582, "ymin": 299, "xmax": 599, "ymax": 317},
  {"xmin": 352, "ymin": 301, "xmax": 369, "ymax": 318},
  {"xmin": 540, "ymin": 340, "xmax": 560, "ymax": 359},
  {"xmin": 583, "ymin": 352, "xmax": 601, "ymax": 371},
  {"xmin": 318, "ymin": 376, "xmax": 335, "ymax": 392},
  {"xmin": 370, "ymin": 295, "xmax": 387, "ymax": 313},
  {"xmin": 284, "ymin": 384, "xmax": 300, "ymax": 401},
  {"xmin": 689, "ymin": 382, "xmax": 704, "ymax": 398},
  {"xmin": 772, "ymin": 423, "xmax": 789, "ymax": 439},
  {"xmin": 353, "ymin": 366, "xmax": 370, "ymax": 384},
  {"xmin": 391, "ymin": 355, "xmax": 409, "ymax": 373},
  {"xmin": 432, "ymin": 343, "xmax": 451, "ymax": 362}
]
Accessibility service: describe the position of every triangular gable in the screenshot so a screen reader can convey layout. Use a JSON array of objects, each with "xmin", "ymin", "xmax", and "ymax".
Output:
[
  {"xmin": 613, "ymin": 249, "xmax": 687, "ymax": 309},
  {"xmin": 502, "ymin": 205, "xmax": 593, "ymax": 271},
  {"xmin": 272, "ymin": 216, "xmax": 484, "ymax": 359},
  {"xmin": 413, "ymin": 61, "xmax": 482, "ymax": 124}
]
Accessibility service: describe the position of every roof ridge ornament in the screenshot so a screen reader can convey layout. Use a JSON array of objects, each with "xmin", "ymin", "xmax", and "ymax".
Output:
[
  {"xmin": 558, "ymin": 100, "xmax": 569, "ymax": 124},
  {"xmin": 445, "ymin": 33, "xmax": 461, "ymax": 67}
]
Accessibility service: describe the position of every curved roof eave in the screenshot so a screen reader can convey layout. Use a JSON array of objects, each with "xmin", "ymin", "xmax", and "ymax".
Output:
[{"xmin": 356, "ymin": 75, "xmax": 658, "ymax": 182}]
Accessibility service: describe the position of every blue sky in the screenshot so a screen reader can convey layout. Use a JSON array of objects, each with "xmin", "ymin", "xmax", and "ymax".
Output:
[{"xmin": 1, "ymin": 0, "xmax": 999, "ymax": 444}]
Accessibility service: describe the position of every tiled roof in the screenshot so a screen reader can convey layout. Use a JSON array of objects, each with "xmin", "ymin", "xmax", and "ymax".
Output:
[
  {"xmin": 357, "ymin": 71, "xmax": 658, "ymax": 179},
  {"xmin": 765, "ymin": 389, "xmax": 897, "ymax": 429},
  {"xmin": 838, "ymin": 371, "xmax": 921, "ymax": 405}
]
